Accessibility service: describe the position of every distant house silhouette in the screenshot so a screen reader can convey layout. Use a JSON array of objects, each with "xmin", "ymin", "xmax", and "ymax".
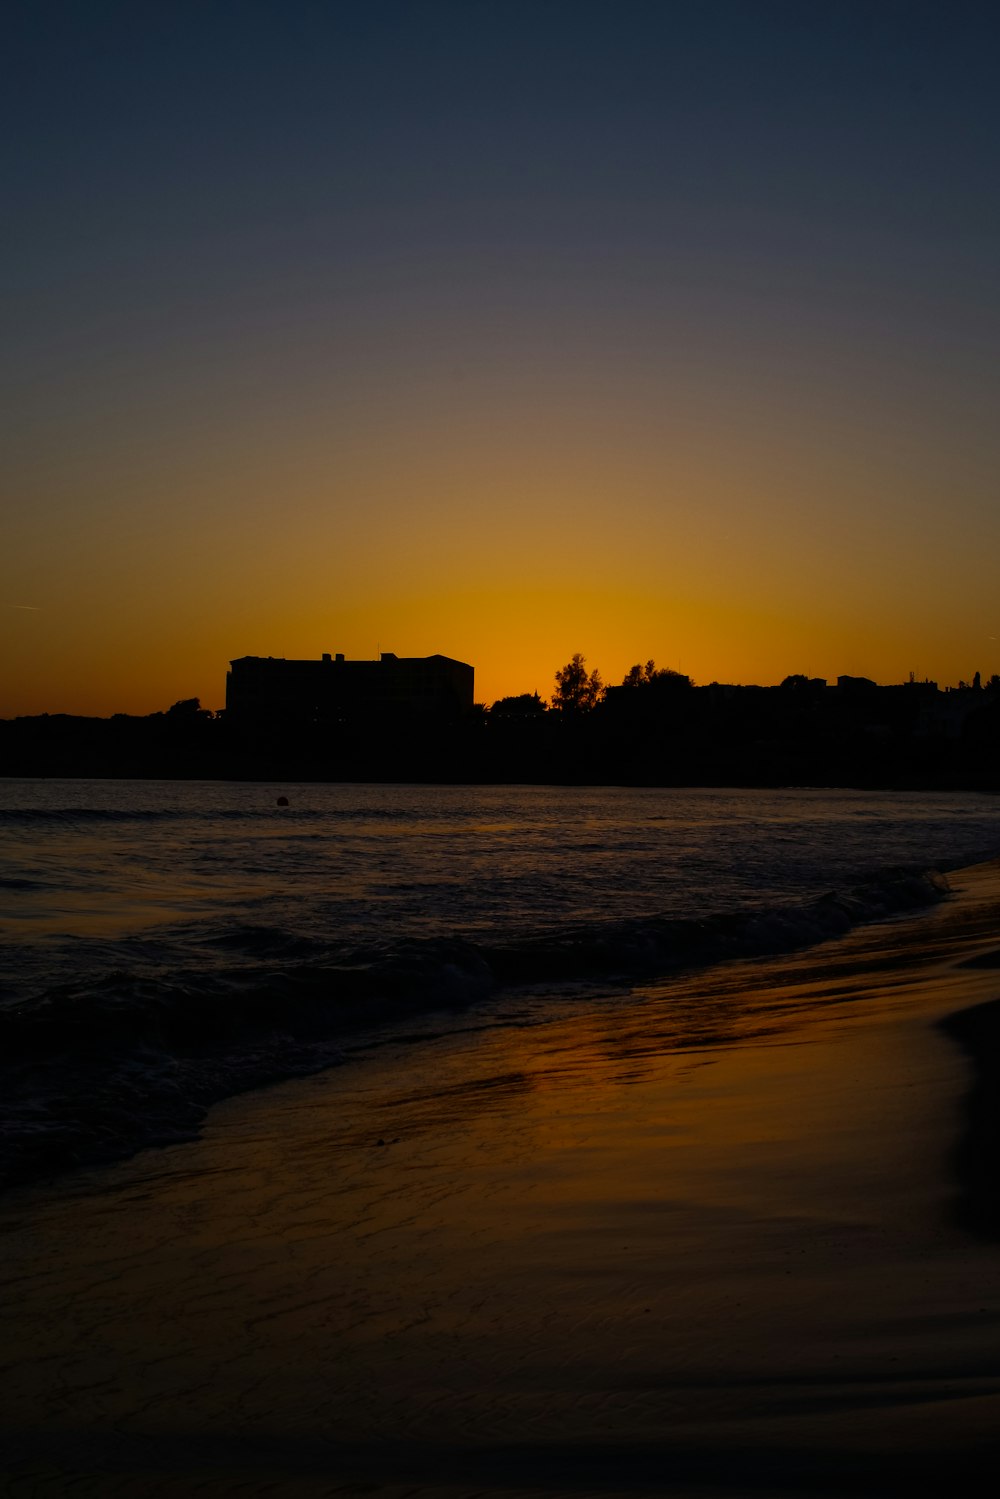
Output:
[{"xmin": 226, "ymin": 651, "xmax": 474, "ymax": 726}]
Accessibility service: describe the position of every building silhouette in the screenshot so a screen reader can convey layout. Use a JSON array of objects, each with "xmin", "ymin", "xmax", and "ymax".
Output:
[{"xmin": 226, "ymin": 651, "xmax": 474, "ymax": 726}]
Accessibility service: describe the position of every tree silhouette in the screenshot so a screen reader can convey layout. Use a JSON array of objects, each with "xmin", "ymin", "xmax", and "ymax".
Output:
[
  {"xmin": 552, "ymin": 654, "xmax": 603, "ymax": 713},
  {"xmin": 621, "ymin": 660, "xmax": 692, "ymax": 690},
  {"xmin": 491, "ymin": 692, "xmax": 546, "ymax": 716},
  {"xmin": 166, "ymin": 697, "xmax": 211, "ymax": 718}
]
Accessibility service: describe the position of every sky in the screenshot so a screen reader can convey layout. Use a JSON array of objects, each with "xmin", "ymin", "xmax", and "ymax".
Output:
[{"xmin": 5, "ymin": 0, "xmax": 1000, "ymax": 714}]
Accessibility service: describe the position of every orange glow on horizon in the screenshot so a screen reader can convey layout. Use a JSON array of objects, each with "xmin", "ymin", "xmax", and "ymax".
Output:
[
  {"xmin": 5, "ymin": 346, "xmax": 998, "ymax": 718},
  {"xmin": 6, "ymin": 5, "xmax": 1000, "ymax": 722}
]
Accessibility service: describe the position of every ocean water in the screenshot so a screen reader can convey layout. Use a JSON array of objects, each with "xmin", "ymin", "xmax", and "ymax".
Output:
[{"xmin": 3, "ymin": 778, "xmax": 1000, "ymax": 1186}]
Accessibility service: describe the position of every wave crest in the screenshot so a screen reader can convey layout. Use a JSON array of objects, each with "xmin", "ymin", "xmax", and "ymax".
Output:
[{"xmin": 0, "ymin": 867, "xmax": 948, "ymax": 1190}]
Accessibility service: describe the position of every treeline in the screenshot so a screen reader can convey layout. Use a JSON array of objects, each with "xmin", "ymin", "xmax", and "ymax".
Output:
[
  {"xmin": 0, "ymin": 699, "xmax": 230, "ymax": 780},
  {"xmin": 3, "ymin": 662, "xmax": 1000, "ymax": 789},
  {"xmin": 478, "ymin": 657, "xmax": 1000, "ymax": 790}
]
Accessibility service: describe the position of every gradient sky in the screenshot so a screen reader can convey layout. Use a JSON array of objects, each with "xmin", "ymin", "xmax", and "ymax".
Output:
[{"xmin": 5, "ymin": 0, "xmax": 1000, "ymax": 714}]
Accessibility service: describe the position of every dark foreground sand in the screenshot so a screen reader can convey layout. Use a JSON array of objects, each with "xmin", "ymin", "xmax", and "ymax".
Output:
[{"xmin": 3, "ymin": 861, "xmax": 1000, "ymax": 1498}]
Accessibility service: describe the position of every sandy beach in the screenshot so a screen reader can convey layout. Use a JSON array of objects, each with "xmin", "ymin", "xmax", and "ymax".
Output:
[{"xmin": 3, "ymin": 860, "xmax": 1000, "ymax": 1498}]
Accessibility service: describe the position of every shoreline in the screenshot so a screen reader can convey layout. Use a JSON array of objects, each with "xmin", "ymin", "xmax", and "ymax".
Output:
[
  {"xmin": 2, "ymin": 861, "xmax": 1000, "ymax": 1495},
  {"xmin": 0, "ymin": 864, "xmax": 954, "ymax": 1193}
]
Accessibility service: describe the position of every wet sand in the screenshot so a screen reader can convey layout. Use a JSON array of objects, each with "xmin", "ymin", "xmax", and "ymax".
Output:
[{"xmin": 3, "ymin": 860, "xmax": 1000, "ymax": 1497}]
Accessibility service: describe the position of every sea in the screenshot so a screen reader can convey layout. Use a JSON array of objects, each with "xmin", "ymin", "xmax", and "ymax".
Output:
[{"xmin": 3, "ymin": 778, "xmax": 1000, "ymax": 1188}]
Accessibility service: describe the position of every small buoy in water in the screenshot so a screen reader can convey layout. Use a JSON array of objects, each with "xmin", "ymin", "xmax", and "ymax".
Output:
[{"xmin": 276, "ymin": 795, "xmax": 289, "ymax": 807}]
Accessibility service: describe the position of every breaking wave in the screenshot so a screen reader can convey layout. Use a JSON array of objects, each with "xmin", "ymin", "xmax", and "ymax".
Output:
[{"xmin": 0, "ymin": 867, "xmax": 948, "ymax": 1191}]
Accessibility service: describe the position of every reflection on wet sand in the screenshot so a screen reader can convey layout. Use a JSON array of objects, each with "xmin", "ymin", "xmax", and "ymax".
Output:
[{"xmin": 2, "ymin": 864, "xmax": 1000, "ymax": 1497}]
